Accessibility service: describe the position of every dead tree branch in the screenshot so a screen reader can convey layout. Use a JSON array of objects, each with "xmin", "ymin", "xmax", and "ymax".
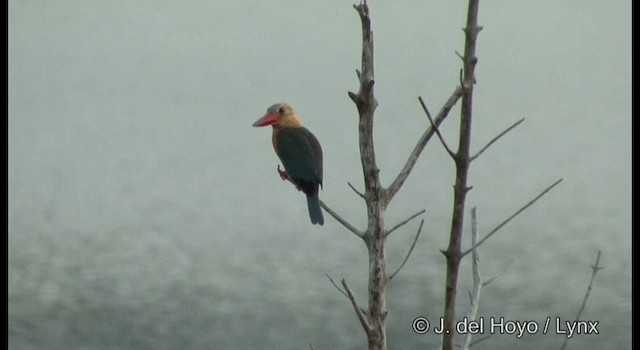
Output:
[
  {"xmin": 327, "ymin": 273, "xmax": 373, "ymax": 336},
  {"xmin": 346, "ymin": 1, "xmax": 389, "ymax": 349},
  {"xmin": 389, "ymin": 219, "xmax": 424, "ymax": 280},
  {"xmin": 461, "ymin": 207, "xmax": 484, "ymax": 350},
  {"xmin": 418, "ymin": 96, "xmax": 456, "ymax": 159},
  {"xmin": 468, "ymin": 336, "xmax": 491, "ymax": 347},
  {"xmin": 461, "ymin": 178, "xmax": 563, "ymax": 258},
  {"xmin": 276, "ymin": 165, "xmax": 365, "ymax": 238},
  {"xmin": 342, "ymin": 279, "xmax": 374, "ymax": 337},
  {"xmin": 441, "ymin": 0, "xmax": 482, "ymax": 348},
  {"xmin": 385, "ymin": 209, "xmax": 425, "ymax": 237},
  {"xmin": 470, "ymin": 118, "xmax": 525, "ymax": 161},
  {"xmin": 326, "ymin": 273, "xmax": 349, "ymax": 298},
  {"xmin": 348, "ymin": 182, "xmax": 366, "ymax": 200},
  {"xmin": 319, "ymin": 200, "xmax": 364, "ymax": 239},
  {"xmin": 560, "ymin": 251, "xmax": 603, "ymax": 350},
  {"xmin": 385, "ymin": 87, "xmax": 463, "ymax": 203}
]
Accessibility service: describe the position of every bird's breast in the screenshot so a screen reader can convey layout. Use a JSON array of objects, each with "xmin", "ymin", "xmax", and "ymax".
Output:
[{"xmin": 271, "ymin": 127, "xmax": 280, "ymax": 157}]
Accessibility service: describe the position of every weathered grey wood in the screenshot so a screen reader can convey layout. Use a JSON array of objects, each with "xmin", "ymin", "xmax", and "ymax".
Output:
[
  {"xmin": 348, "ymin": 2, "xmax": 387, "ymax": 349},
  {"xmin": 441, "ymin": 1, "xmax": 482, "ymax": 349},
  {"xmin": 461, "ymin": 207, "xmax": 482, "ymax": 350}
]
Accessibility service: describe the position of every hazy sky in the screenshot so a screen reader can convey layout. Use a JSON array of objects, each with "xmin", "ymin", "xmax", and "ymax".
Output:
[{"xmin": 9, "ymin": 1, "xmax": 631, "ymax": 349}]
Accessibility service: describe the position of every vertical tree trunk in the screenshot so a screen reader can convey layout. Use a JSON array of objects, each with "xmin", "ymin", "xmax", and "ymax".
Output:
[
  {"xmin": 441, "ymin": 1, "xmax": 481, "ymax": 349},
  {"xmin": 364, "ymin": 201, "xmax": 387, "ymax": 350},
  {"xmin": 349, "ymin": 2, "xmax": 388, "ymax": 349}
]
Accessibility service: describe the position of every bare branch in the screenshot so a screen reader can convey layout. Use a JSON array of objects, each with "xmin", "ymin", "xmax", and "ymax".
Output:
[
  {"xmin": 348, "ymin": 91, "xmax": 360, "ymax": 105},
  {"xmin": 468, "ymin": 336, "xmax": 492, "ymax": 347},
  {"xmin": 319, "ymin": 200, "xmax": 365, "ymax": 239},
  {"xmin": 385, "ymin": 209, "xmax": 426, "ymax": 237},
  {"xmin": 342, "ymin": 279, "xmax": 373, "ymax": 335},
  {"xmin": 351, "ymin": 0, "xmax": 376, "ymax": 113},
  {"xmin": 442, "ymin": 0, "xmax": 482, "ymax": 347},
  {"xmin": 470, "ymin": 118, "xmax": 525, "ymax": 161},
  {"xmin": 560, "ymin": 251, "xmax": 603, "ymax": 350},
  {"xmin": 326, "ymin": 274, "xmax": 349, "ymax": 298},
  {"xmin": 482, "ymin": 276, "xmax": 497, "ymax": 287},
  {"xmin": 351, "ymin": 0, "xmax": 379, "ymax": 195},
  {"xmin": 385, "ymin": 86, "xmax": 463, "ymax": 203},
  {"xmin": 470, "ymin": 209, "xmax": 480, "ymax": 282},
  {"xmin": 419, "ymin": 96, "xmax": 456, "ymax": 159},
  {"xmin": 348, "ymin": 182, "xmax": 366, "ymax": 200},
  {"xmin": 275, "ymin": 165, "xmax": 364, "ymax": 239},
  {"xmin": 389, "ymin": 219, "xmax": 424, "ymax": 280},
  {"xmin": 461, "ymin": 207, "xmax": 482, "ymax": 350},
  {"xmin": 461, "ymin": 178, "xmax": 564, "ymax": 258},
  {"xmin": 349, "ymin": 1, "xmax": 389, "ymax": 348}
]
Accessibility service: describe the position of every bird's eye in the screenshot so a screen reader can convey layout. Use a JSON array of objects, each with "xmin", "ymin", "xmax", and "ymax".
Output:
[{"xmin": 278, "ymin": 107, "xmax": 285, "ymax": 114}]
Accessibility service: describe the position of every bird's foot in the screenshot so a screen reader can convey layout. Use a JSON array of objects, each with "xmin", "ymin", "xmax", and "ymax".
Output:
[
  {"xmin": 277, "ymin": 165, "xmax": 289, "ymax": 181},
  {"xmin": 277, "ymin": 165, "xmax": 303, "ymax": 191},
  {"xmin": 276, "ymin": 165, "xmax": 304, "ymax": 191}
]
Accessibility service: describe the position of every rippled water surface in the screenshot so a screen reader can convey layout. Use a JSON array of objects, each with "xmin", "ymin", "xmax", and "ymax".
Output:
[{"xmin": 9, "ymin": 1, "xmax": 630, "ymax": 349}]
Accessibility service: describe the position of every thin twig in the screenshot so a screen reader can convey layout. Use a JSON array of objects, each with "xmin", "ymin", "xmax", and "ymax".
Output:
[
  {"xmin": 326, "ymin": 274, "xmax": 349, "ymax": 298},
  {"xmin": 560, "ymin": 251, "xmax": 603, "ymax": 350},
  {"xmin": 470, "ymin": 118, "xmax": 525, "ymax": 161},
  {"xmin": 348, "ymin": 182, "xmax": 366, "ymax": 200},
  {"xmin": 468, "ymin": 336, "xmax": 491, "ymax": 347},
  {"xmin": 275, "ymin": 166, "xmax": 364, "ymax": 239},
  {"xmin": 419, "ymin": 96, "xmax": 456, "ymax": 159},
  {"xmin": 461, "ymin": 178, "xmax": 563, "ymax": 257},
  {"xmin": 482, "ymin": 276, "xmax": 497, "ymax": 287},
  {"xmin": 319, "ymin": 200, "xmax": 364, "ymax": 239},
  {"xmin": 342, "ymin": 279, "xmax": 373, "ymax": 335},
  {"xmin": 385, "ymin": 86, "xmax": 463, "ymax": 203},
  {"xmin": 385, "ymin": 209, "xmax": 426, "ymax": 237},
  {"xmin": 389, "ymin": 219, "xmax": 424, "ymax": 280},
  {"xmin": 461, "ymin": 207, "xmax": 482, "ymax": 350}
]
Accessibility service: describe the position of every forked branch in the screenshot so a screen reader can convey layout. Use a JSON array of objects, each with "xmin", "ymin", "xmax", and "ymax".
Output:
[
  {"xmin": 342, "ymin": 279, "xmax": 373, "ymax": 336},
  {"xmin": 385, "ymin": 87, "xmax": 463, "ymax": 203},
  {"xmin": 326, "ymin": 274, "xmax": 373, "ymax": 335}
]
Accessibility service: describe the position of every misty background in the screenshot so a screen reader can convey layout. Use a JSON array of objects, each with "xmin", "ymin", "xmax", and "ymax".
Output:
[{"xmin": 9, "ymin": 1, "xmax": 631, "ymax": 349}]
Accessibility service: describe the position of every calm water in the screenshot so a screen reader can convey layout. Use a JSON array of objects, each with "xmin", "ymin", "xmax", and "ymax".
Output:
[{"xmin": 9, "ymin": 1, "xmax": 631, "ymax": 349}]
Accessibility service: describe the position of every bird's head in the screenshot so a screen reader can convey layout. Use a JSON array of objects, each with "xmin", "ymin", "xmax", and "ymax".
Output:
[{"xmin": 252, "ymin": 103, "xmax": 302, "ymax": 128}]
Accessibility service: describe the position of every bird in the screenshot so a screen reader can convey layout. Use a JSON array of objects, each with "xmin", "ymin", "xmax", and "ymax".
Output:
[{"xmin": 253, "ymin": 103, "xmax": 324, "ymax": 225}]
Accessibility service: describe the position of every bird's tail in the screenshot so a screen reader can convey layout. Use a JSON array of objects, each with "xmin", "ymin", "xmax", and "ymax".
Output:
[{"xmin": 306, "ymin": 194, "xmax": 324, "ymax": 226}]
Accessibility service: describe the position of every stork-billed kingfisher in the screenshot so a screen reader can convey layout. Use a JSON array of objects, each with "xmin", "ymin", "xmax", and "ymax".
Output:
[{"xmin": 253, "ymin": 103, "xmax": 324, "ymax": 225}]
